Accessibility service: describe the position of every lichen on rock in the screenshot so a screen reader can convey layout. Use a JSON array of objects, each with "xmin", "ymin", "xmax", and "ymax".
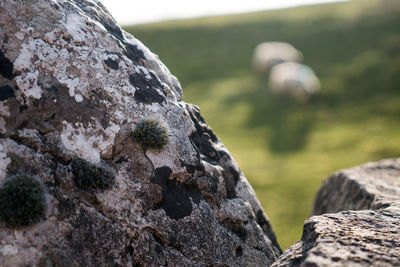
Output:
[{"xmin": 0, "ymin": 0, "xmax": 281, "ymax": 266}]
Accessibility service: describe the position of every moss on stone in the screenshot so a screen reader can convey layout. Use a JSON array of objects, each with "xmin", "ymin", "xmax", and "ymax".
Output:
[
  {"xmin": 0, "ymin": 174, "xmax": 47, "ymax": 227},
  {"xmin": 132, "ymin": 119, "xmax": 169, "ymax": 151},
  {"xmin": 71, "ymin": 158, "xmax": 114, "ymax": 190}
]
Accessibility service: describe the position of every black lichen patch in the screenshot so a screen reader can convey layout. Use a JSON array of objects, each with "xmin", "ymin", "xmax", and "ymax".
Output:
[
  {"xmin": 0, "ymin": 174, "xmax": 47, "ymax": 227},
  {"xmin": 186, "ymin": 104, "xmax": 218, "ymax": 142},
  {"xmin": 104, "ymin": 58, "xmax": 119, "ymax": 70},
  {"xmin": 256, "ymin": 210, "xmax": 270, "ymax": 229},
  {"xmin": 216, "ymin": 149, "xmax": 231, "ymax": 160},
  {"xmin": 5, "ymin": 81, "xmax": 107, "ymax": 134},
  {"xmin": 256, "ymin": 210, "xmax": 282, "ymax": 253},
  {"xmin": 71, "ymin": 158, "xmax": 114, "ymax": 190},
  {"xmin": 45, "ymin": 85, "xmax": 59, "ymax": 92},
  {"xmin": 134, "ymin": 86, "xmax": 164, "ymax": 104},
  {"xmin": 132, "ymin": 119, "xmax": 168, "ymax": 151},
  {"xmin": 221, "ymin": 218, "xmax": 247, "ymax": 241},
  {"xmin": 186, "ymin": 104, "xmax": 220, "ymax": 164},
  {"xmin": 179, "ymin": 159, "xmax": 205, "ymax": 175},
  {"xmin": 0, "ymin": 85, "xmax": 15, "ymax": 101},
  {"xmin": 191, "ymin": 132, "xmax": 220, "ymax": 162},
  {"xmin": 151, "ymin": 166, "xmax": 202, "ymax": 220},
  {"xmin": 160, "ymin": 180, "xmax": 201, "ymax": 220},
  {"xmin": 115, "ymin": 156, "xmax": 129, "ymax": 164},
  {"xmin": 0, "ymin": 50, "xmax": 16, "ymax": 79},
  {"xmin": 19, "ymin": 103, "xmax": 28, "ymax": 113},
  {"xmin": 129, "ymin": 72, "xmax": 164, "ymax": 104},
  {"xmin": 235, "ymin": 246, "xmax": 243, "ymax": 257},
  {"xmin": 151, "ymin": 166, "xmax": 172, "ymax": 185},
  {"xmin": 125, "ymin": 41, "xmax": 145, "ymax": 64},
  {"xmin": 222, "ymin": 166, "xmax": 240, "ymax": 199}
]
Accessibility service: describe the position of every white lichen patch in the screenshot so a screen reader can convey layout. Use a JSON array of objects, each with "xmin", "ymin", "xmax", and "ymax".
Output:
[
  {"xmin": 74, "ymin": 94, "xmax": 83, "ymax": 102},
  {"xmin": 0, "ymin": 102, "xmax": 11, "ymax": 117},
  {"xmin": 10, "ymin": 3, "xmax": 178, "ymax": 107},
  {"xmin": 0, "ymin": 142, "xmax": 11, "ymax": 181},
  {"xmin": 121, "ymin": 85, "xmax": 136, "ymax": 96},
  {"xmin": 15, "ymin": 32, "xmax": 24, "ymax": 41},
  {"xmin": 0, "ymin": 102, "xmax": 10, "ymax": 134},
  {"xmin": 13, "ymin": 40, "xmax": 43, "ymax": 99},
  {"xmin": 0, "ymin": 245, "xmax": 18, "ymax": 256},
  {"xmin": 15, "ymin": 71, "xmax": 42, "ymax": 99},
  {"xmin": 60, "ymin": 120, "xmax": 120, "ymax": 163},
  {"xmin": 13, "ymin": 47, "xmax": 33, "ymax": 71},
  {"xmin": 0, "ymin": 118, "xmax": 6, "ymax": 134},
  {"xmin": 0, "ymin": 231, "xmax": 44, "ymax": 267},
  {"xmin": 146, "ymin": 103, "xmax": 160, "ymax": 113},
  {"xmin": 65, "ymin": 13, "xmax": 87, "ymax": 43}
]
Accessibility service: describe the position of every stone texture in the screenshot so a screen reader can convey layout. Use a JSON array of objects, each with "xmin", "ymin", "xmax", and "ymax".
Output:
[
  {"xmin": 272, "ymin": 159, "xmax": 400, "ymax": 267},
  {"xmin": 0, "ymin": 0, "xmax": 281, "ymax": 266}
]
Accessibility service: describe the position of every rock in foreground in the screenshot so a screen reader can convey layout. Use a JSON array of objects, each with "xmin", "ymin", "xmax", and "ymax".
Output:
[
  {"xmin": 0, "ymin": 0, "xmax": 281, "ymax": 266},
  {"xmin": 273, "ymin": 159, "xmax": 400, "ymax": 266}
]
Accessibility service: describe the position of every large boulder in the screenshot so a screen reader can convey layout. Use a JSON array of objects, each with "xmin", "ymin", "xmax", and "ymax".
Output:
[
  {"xmin": 0, "ymin": 0, "xmax": 281, "ymax": 266},
  {"xmin": 272, "ymin": 159, "xmax": 400, "ymax": 266}
]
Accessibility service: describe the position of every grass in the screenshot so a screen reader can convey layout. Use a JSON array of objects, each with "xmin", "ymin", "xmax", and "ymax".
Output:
[{"xmin": 125, "ymin": 0, "xmax": 400, "ymax": 249}]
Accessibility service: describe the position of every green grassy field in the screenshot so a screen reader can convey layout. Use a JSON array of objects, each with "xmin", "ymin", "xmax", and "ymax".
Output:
[{"xmin": 125, "ymin": 0, "xmax": 400, "ymax": 249}]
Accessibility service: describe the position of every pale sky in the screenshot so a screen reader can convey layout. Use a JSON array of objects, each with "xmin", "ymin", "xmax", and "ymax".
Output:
[{"xmin": 100, "ymin": 0, "xmax": 348, "ymax": 25}]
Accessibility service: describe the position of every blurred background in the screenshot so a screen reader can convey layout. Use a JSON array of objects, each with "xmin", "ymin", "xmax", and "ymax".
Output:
[{"xmin": 103, "ymin": 0, "xmax": 400, "ymax": 249}]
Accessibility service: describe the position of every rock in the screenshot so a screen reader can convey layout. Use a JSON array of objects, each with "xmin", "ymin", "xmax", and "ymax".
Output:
[
  {"xmin": 252, "ymin": 42, "xmax": 303, "ymax": 74},
  {"xmin": 268, "ymin": 62, "xmax": 320, "ymax": 100},
  {"xmin": 272, "ymin": 159, "xmax": 400, "ymax": 267},
  {"xmin": 0, "ymin": 0, "xmax": 281, "ymax": 266},
  {"xmin": 313, "ymin": 158, "xmax": 400, "ymax": 215}
]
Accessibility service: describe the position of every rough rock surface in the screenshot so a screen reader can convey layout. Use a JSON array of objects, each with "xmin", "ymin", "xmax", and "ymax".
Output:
[
  {"xmin": 0, "ymin": 0, "xmax": 281, "ymax": 266},
  {"xmin": 272, "ymin": 159, "xmax": 400, "ymax": 267}
]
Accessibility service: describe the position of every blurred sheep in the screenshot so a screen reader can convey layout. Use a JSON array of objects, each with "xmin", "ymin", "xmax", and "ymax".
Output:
[
  {"xmin": 252, "ymin": 42, "xmax": 303, "ymax": 74},
  {"xmin": 268, "ymin": 62, "xmax": 320, "ymax": 100}
]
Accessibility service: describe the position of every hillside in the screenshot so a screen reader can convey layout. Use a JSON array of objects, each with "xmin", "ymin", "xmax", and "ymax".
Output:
[{"xmin": 125, "ymin": 0, "xmax": 400, "ymax": 249}]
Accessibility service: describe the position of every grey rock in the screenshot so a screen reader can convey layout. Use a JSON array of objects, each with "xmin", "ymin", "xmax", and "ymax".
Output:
[
  {"xmin": 313, "ymin": 158, "xmax": 400, "ymax": 215},
  {"xmin": 0, "ymin": 0, "xmax": 281, "ymax": 266},
  {"xmin": 272, "ymin": 159, "xmax": 400, "ymax": 267}
]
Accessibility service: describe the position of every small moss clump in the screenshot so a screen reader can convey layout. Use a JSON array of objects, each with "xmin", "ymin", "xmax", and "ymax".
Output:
[
  {"xmin": 71, "ymin": 158, "xmax": 114, "ymax": 190},
  {"xmin": 132, "ymin": 119, "xmax": 169, "ymax": 151},
  {"xmin": 0, "ymin": 174, "xmax": 47, "ymax": 227}
]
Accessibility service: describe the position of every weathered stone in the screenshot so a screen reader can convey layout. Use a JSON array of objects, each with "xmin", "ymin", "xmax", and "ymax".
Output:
[
  {"xmin": 272, "ymin": 159, "xmax": 400, "ymax": 267},
  {"xmin": 0, "ymin": 0, "xmax": 281, "ymax": 266},
  {"xmin": 313, "ymin": 158, "xmax": 400, "ymax": 215}
]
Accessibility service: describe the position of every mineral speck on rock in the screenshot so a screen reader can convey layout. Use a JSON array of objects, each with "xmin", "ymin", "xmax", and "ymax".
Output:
[{"xmin": 0, "ymin": 0, "xmax": 281, "ymax": 266}]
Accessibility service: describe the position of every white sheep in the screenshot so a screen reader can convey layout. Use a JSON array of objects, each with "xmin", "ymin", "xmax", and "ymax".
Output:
[
  {"xmin": 252, "ymin": 42, "xmax": 303, "ymax": 74},
  {"xmin": 268, "ymin": 62, "xmax": 320, "ymax": 100}
]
